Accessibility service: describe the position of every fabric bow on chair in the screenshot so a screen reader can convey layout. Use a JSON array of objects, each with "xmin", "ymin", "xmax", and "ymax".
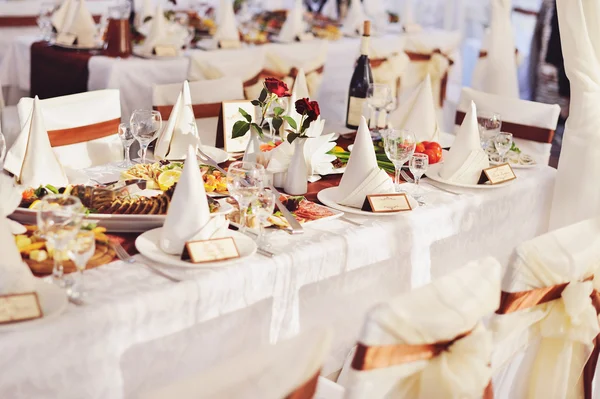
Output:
[
  {"xmin": 371, "ymin": 51, "xmax": 410, "ymax": 98},
  {"xmin": 401, "ymin": 49, "xmax": 453, "ymax": 108}
]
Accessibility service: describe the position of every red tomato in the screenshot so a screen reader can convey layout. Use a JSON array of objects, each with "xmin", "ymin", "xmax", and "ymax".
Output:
[
  {"xmin": 421, "ymin": 141, "xmax": 431, "ymax": 148},
  {"xmin": 425, "ymin": 142, "xmax": 443, "ymax": 159},
  {"xmin": 423, "ymin": 149, "xmax": 439, "ymax": 164},
  {"xmin": 415, "ymin": 143, "xmax": 426, "ymax": 153}
]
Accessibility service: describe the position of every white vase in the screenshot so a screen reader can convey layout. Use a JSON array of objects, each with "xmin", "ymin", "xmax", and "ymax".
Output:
[
  {"xmin": 284, "ymin": 137, "xmax": 308, "ymax": 195},
  {"xmin": 242, "ymin": 130, "xmax": 262, "ymax": 163}
]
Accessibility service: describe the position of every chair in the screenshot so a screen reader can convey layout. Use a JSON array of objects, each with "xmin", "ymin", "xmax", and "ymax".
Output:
[
  {"xmin": 455, "ymin": 87, "xmax": 561, "ymax": 164},
  {"xmin": 140, "ymin": 328, "xmax": 334, "ymax": 399},
  {"xmin": 15, "ymin": 90, "xmax": 122, "ymax": 169},
  {"xmin": 491, "ymin": 217, "xmax": 600, "ymax": 398},
  {"xmin": 152, "ymin": 78, "xmax": 244, "ymax": 147},
  {"xmin": 338, "ymin": 257, "xmax": 501, "ymax": 398}
]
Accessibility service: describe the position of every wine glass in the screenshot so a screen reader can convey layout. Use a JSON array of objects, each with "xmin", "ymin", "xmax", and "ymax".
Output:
[
  {"xmin": 477, "ymin": 111, "xmax": 501, "ymax": 151},
  {"xmin": 367, "ymin": 83, "xmax": 394, "ymax": 139},
  {"xmin": 253, "ymin": 190, "xmax": 276, "ymax": 248},
  {"xmin": 67, "ymin": 230, "xmax": 96, "ymax": 299},
  {"xmin": 409, "ymin": 153, "xmax": 429, "ymax": 201},
  {"xmin": 37, "ymin": 195, "xmax": 84, "ymax": 286},
  {"xmin": 117, "ymin": 123, "xmax": 135, "ymax": 168},
  {"xmin": 130, "ymin": 110, "xmax": 162, "ymax": 164},
  {"xmin": 494, "ymin": 132, "xmax": 513, "ymax": 163},
  {"xmin": 227, "ymin": 161, "xmax": 265, "ymax": 232},
  {"xmin": 381, "ymin": 129, "xmax": 417, "ymax": 192},
  {"xmin": 37, "ymin": 2, "xmax": 56, "ymax": 41}
]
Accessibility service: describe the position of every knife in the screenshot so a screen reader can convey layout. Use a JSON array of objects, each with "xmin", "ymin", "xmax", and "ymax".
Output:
[{"xmin": 268, "ymin": 185, "xmax": 304, "ymax": 235}]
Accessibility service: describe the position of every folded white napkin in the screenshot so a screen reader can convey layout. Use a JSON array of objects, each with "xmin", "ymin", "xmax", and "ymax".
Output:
[
  {"xmin": 336, "ymin": 117, "xmax": 394, "ymax": 208},
  {"xmin": 321, "ymin": 0, "xmax": 338, "ymax": 20},
  {"xmin": 135, "ymin": 0, "xmax": 156, "ymax": 29},
  {"xmin": 62, "ymin": 0, "xmax": 97, "ymax": 47},
  {"xmin": 51, "ymin": 0, "xmax": 77, "ymax": 32},
  {"xmin": 292, "ymin": 68, "xmax": 310, "ymax": 100},
  {"xmin": 267, "ymin": 141, "xmax": 294, "ymax": 174},
  {"xmin": 392, "ymin": 75, "xmax": 440, "ymax": 143},
  {"xmin": 4, "ymin": 96, "xmax": 68, "ymax": 188},
  {"xmin": 0, "ymin": 175, "xmax": 35, "ymax": 296},
  {"xmin": 402, "ymin": 0, "xmax": 422, "ymax": 33},
  {"xmin": 155, "ymin": 81, "xmax": 200, "ymax": 160},
  {"xmin": 160, "ymin": 146, "xmax": 229, "ymax": 256},
  {"xmin": 140, "ymin": 5, "xmax": 187, "ymax": 55},
  {"xmin": 341, "ymin": 0, "xmax": 369, "ymax": 37},
  {"xmin": 214, "ymin": 0, "xmax": 240, "ymax": 45},
  {"xmin": 305, "ymin": 132, "xmax": 337, "ymax": 177},
  {"xmin": 440, "ymin": 101, "xmax": 489, "ymax": 184},
  {"xmin": 278, "ymin": 0, "xmax": 306, "ymax": 42}
]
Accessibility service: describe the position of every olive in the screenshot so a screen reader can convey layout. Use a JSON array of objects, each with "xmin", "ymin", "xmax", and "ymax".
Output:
[{"xmin": 58, "ymin": 187, "xmax": 66, "ymax": 194}]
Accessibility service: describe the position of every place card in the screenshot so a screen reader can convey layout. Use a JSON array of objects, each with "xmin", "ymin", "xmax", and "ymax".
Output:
[
  {"xmin": 0, "ymin": 292, "xmax": 43, "ymax": 325},
  {"xmin": 181, "ymin": 237, "xmax": 240, "ymax": 264},
  {"xmin": 154, "ymin": 45, "xmax": 178, "ymax": 57},
  {"xmin": 361, "ymin": 194, "xmax": 412, "ymax": 213},
  {"xmin": 56, "ymin": 33, "xmax": 76, "ymax": 45},
  {"xmin": 216, "ymin": 100, "xmax": 255, "ymax": 153},
  {"xmin": 218, "ymin": 40, "xmax": 241, "ymax": 49},
  {"xmin": 296, "ymin": 33, "xmax": 315, "ymax": 42},
  {"xmin": 478, "ymin": 163, "xmax": 516, "ymax": 185}
]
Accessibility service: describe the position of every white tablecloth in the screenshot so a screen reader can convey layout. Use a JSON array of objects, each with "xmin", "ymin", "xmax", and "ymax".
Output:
[{"xmin": 0, "ymin": 165, "xmax": 555, "ymax": 398}]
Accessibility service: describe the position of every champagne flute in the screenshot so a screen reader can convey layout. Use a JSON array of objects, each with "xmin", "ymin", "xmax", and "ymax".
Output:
[
  {"xmin": 367, "ymin": 83, "xmax": 393, "ymax": 139},
  {"xmin": 37, "ymin": 195, "xmax": 84, "ymax": 286},
  {"xmin": 409, "ymin": 153, "xmax": 429, "ymax": 201},
  {"xmin": 477, "ymin": 111, "xmax": 501, "ymax": 151},
  {"xmin": 227, "ymin": 161, "xmax": 264, "ymax": 232},
  {"xmin": 67, "ymin": 230, "xmax": 96, "ymax": 299},
  {"xmin": 117, "ymin": 123, "xmax": 135, "ymax": 168},
  {"xmin": 130, "ymin": 110, "xmax": 162, "ymax": 164},
  {"xmin": 494, "ymin": 132, "xmax": 513, "ymax": 163},
  {"xmin": 253, "ymin": 190, "xmax": 276, "ymax": 248},
  {"xmin": 381, "ymin": 129, "xmax": 416, "ymax": 192}
]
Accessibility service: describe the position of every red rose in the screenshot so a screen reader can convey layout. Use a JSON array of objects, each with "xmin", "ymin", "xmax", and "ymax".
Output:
[
  {"xmin": 264, "ymin": 78, "xmax": 291, "ymax": 97},
  {"xmin": 295, "ymin": 98, "xmax": 320, "ymax": 122}
]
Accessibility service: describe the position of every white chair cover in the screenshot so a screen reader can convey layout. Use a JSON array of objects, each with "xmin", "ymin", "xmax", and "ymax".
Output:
[
  {"xmin": 15, "ymin": 90, "xmax": 122, "ymax": 169},
  {"xmin": 152, "ymin": 78, "xmax": 244, "ymax": 147},
  {"xmin": 549, "ymin": 0, "xmax": 600, "ymax": 229},
  {"xmin": 492, "ymin": 217, "xmax": 600, "ymax": 399},
  {"xmin": 370, "ymin": 37, "xmax": 410, "ymax": 99},
  {"xmin": 457, "ymin": 87, "xmax": 561, "ymax": 164},
  {"xmin": 339, "ymin": 257, "xmax": 502, "ymax": 399},
  {"xmin": 141, "ymin": 328, "xmax": 333, "ymax": 399}
]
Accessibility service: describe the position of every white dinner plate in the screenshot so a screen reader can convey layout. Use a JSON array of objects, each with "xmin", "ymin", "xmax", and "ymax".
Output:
[
  {"xmin": 199, "ymin": 146, "xmax": 230, "ymax": 164},
  {"xmin": 0, "ymin": 279, "xmax": 68, "ymax": 333},
  {"xmin": 135, "ymin": 228, "xmax": 257, "ymax": 269},
  {"xmin": 489, "ymin": 159, "xmax": 537, "ymax": 169},
  {"xmin": 425, "ymin": 163, "xmax": 516, "ymax": 189},
  {"xmin": 317, "ymin": 186, "xmax": 412, "ymax": 216}
]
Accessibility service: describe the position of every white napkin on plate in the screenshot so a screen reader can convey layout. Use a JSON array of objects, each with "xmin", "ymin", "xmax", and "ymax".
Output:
[
  {"xmin": 341, "ymin": 0, "xmax": 369, "ymax": 37},
  {"xmin": 135, "ymin": 0, "xmax": 155, "ymax": 29},
  {"xmin": 140, "ymin": 6, "xmax": 186, "ymax": 55},
  {"xmin": 278, "ymin": 0, "xmax": 306, "ymax": 42},
  {"xmin": 440, "ymin": 101, "xmax": 490, "ymax": 184},
  {"xmin": 392, "ymin": 75, "xmax": 440, "ymax": 143},
  {"xmin": 214, "ymin": 0, "xmax": 241, "ymax": 46},
  {"xmin": 336, "ymin": 116, "xmax": 394, "ymax": 208},
  {"xmin": 4, "ymin": 96, "xmax": 68, "ymax": 188},
  {"xmin": 160, "ymin": 146, "xmax": 229, "ymax": 256},
  {"xmin": 155, "ymin": 81, "xmax": 200, "ymax": 160},
  {"xmin": 63, "ymin": 0, "xmax": 97, "ymax": 47},
  {"xmin": 51, "ymin": 0, "xmax": 77, "ymax": 32}
]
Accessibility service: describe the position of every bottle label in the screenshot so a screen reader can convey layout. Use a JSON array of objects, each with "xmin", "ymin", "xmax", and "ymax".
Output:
[
  {"xmin": 360, "ymin": 36, "xmax": 370, "ymax": 56},
  {"xmin": 347, "ymin": 97, "xmax": 366, "ymax": 127}
]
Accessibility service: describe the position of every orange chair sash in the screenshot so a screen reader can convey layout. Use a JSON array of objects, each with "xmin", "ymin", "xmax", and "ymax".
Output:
[{"xmin": 48, "ymin": 118, "xmax": 120, "ymax": 147}]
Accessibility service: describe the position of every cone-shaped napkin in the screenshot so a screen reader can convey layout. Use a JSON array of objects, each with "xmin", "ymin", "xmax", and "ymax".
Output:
[
  {"xmin": 140, "ymin": 5, "xmax": 185, "ymax": 55},
  {"xmin": 336, "ymin": 117, "xmax": 394, "ymax": 208},
  {"xmin": 214, "ymin": 0, "xmax": 241, "ymax": 45},
  {"xmin": 135, "ymin": 0, "xmax": 156, "ymax": 29},
  {"xmin": 292, "ymin": 68, "xmax": 310, "ymax": 100},
  {"xmin": 52, "ymin": 0, "xmax": 76, "ymax": 32},
  {"xmin": 341, "ymin": 0, "xmax": 369, "ymax": 36},
  {"xmin": 321, "ymin": 0, "xmax": 338, "ymax": 20},
  {"xmin": 393, "ymin": 75, "xmax": 440, "ymax": 143},
  {"xmin": 155, "ymin": 81, "xmax": 200, "ymax": 160},
  {"xmin": 278, "ymin": 0, "xmax": 306, "ymax": 42},
  {"xmin": 160, "ymin": 146, "xmax": 229, "ymax": 255},
  {"xmin": 63, "ymin": 0, "xmax": 97, "ymax": 47},
  {"xmin": 0, "ymin": 175, "xmax": 36, "ymax": 296},
  {"xmin": 4, "ymin": 97, "xmax": 68, "ymax": 188},
  {"xmin": 439, "ymin": 101, "xmax": 490, "ymax": 184}
]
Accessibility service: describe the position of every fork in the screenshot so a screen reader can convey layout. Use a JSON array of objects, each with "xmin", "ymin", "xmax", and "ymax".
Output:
[{"xmin": 111, "ymin": 241, "xmax": 182, "ymax": 283}]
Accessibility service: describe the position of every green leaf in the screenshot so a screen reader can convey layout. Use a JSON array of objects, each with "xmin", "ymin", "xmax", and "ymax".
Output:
[
  {"xmin": 232, "ymin": 120, "xmax": 250, "ymax": 139},
  {"xmin": 250, "ymin": 100, "xmax": 261, "ymax": 106},
  {"xmin": 282, "ymin": 116, "xmax": 297, "ymax": 130},
  {"xmin": 287, "ymin": 132, "xmax": 299, "ymax": 144},
  {"xmin": 258, "ymin": 88, "xmax": 268, "ymax": 103},
  {"xmin": 238, "ymin": 107, "xmax": 252, "ymax": 123},
  {"xmin": 272, "ymin": 117, "xmax": 283, "ymax": 132},
  {"xmin": 273, "ymin": 106, "xmax": 285, "ymax": 116},
  {"xmin": 250, "ymin": 123, "xmax": 263, "ymax": 136}
]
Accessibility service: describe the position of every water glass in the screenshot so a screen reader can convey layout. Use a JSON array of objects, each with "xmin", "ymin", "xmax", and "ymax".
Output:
[
  {"xmin": 477, "ymin": 111, "xmax": 501, "ymax": 150},
  {"xmin": 130, "ymin": 110, "xmax": 162, "ymax": 164},
  {"xmin": 409, "ymin": 153, "xmax": 429, "ymax": 201},
  {"xmin": 67, "ymin": 230, "xmax": 96, "ymax": 299},
  {"xmin": 37, "ymin": 2, "xmax": 55, "ymax": 41},
  {"xmin": 381, "ymin": 129, "xmax": 416, "ymax": 191},
  {"xmin": 253, "ymin": 190, "xmax": 276, "ymax": 248},
  {"xmin": 367, "ymin": 83, "xmax": 394, "ymax": 139},
  {"xmin": 227, "ymin": 161, "xmax": 265, "ymax": 232},
  {"xmin": 117, "ymin": 123, "xmax": 135, "ymax": 168},
  {"xmin": 494, "ymin": 132, "xmax": 513, "ymax": 163},
  {"xmin": 37, "ymin": 195, "xmax": 84, "ymax": 286}
]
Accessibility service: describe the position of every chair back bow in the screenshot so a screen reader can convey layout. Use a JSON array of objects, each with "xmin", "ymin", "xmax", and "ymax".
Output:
[
  {"xmin": 370, "ymin": 52, "xmax": 410, "ymax": 97},
  {"xmin": 401, "ymin": 49, "xmax": 454, "ymax": 107}
]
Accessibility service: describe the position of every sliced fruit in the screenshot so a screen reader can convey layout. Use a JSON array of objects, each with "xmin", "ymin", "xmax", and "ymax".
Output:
[
  {"xmin": 157, "ymin": 170, "xmax": 182, "ymax": 191},
  {"xmin": 28, "ymin": 200, "xmax": 42, "ymax": 210}
]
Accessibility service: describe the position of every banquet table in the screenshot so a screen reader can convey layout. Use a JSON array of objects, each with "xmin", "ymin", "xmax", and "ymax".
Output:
[{"xmin": 0, "ymin": 160, "xmax": 555, "ymax": 398}]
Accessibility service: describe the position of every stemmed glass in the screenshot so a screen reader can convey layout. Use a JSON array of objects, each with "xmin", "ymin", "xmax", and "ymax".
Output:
[
  {"xmin": 381, "ymin": 129, "xmax": 417, "ymax": 192},
  {"xmin": 227, "ymin": 161, "xmax": 265, "ymax": 232},
  {"xmin": 409, "ymin": 153, "xmax": 429, "ymax": 201},
  {"xmin": 37, "ymin": 2, "xmax": 56, "ymax": 41},
  {"xmin": 117, "ymin": 123, "xmax": 135, "ymax": 168},
  {"xmin": 66, "ymin": 230, "xmax": 95, "ymax": 299},
  {"xmin": 37, "ymin": 195, "xmax": 84, "ymax": 286},
  {"xmin": 253, "ymin": 190, "xmax": 276, "ymax": 248},
  {"xmin": 494, "ymin": 132, "xmax": 513, "ymax": 163},
  {"xmin": 130, "ymin": 110, "xmax": 162, "ymax": 164},
  {"xmin": 477, "ymin": 111, "xmax": 501, "ymax": 151},
  {"xmin": 367, "ymin": 83, "xmax": 394, "ymax": 139}
]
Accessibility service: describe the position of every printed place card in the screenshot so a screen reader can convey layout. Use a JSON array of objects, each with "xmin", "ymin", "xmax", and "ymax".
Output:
[
  {"xmin": 479, "ymin": 163, "xmax": 516, "ymax": 185},
  {"xmin": 56, "ymin": 33, "xmax": 76, "ymax": 45},
  {"xmin": 296, "ymin": 33, "xmax": 315, "ymax": 42},
  {"xmin": 0, "ymin": 292, "xmax": 43, "ymax": 325},
  {"xmin": 181, "ymin": 237, "xmax": 240, "ymax": 264},
  {"xmin": 361, "ymin": 194, "xmax": 412, "ymax": 213},
  {"xmin": 154, "ymin": 45, "xmax": 178, "ymax": 57},
  {"xmin": 218, "ymin": 40, "xmax": 241, "ymax": 49}
]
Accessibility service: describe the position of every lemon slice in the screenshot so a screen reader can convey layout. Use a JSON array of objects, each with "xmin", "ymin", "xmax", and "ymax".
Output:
[
  {"xmin": 158, "ymin": 170, "xmax": 182, "ymax": 191},
  {"xmin": 28, "ymin": 200, "xmax": 42, "ymax": 210}
]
